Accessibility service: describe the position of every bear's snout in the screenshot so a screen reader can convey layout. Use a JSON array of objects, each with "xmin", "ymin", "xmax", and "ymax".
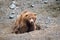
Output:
[{"xmin": 30, "ymin": 19, "xmax": 34, "ymax": 24}]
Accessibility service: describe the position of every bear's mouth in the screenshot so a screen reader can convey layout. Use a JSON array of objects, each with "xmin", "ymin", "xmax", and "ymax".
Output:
[
  {"xmin": 26, "ymin": 20, "xmax": 35, "ymax": 32},
  {"xmin": 26, "ymin": 20, "xmax": 34, "ymax": 26},
  {"xmin": 30, "ymin": 20, "xmax": 34, "ymax": 25}
]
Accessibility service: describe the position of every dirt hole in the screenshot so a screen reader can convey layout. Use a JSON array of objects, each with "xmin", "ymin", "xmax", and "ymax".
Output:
[{"xmin": 12, "ymin": 24, "xmax": 41, "ymax": 34}]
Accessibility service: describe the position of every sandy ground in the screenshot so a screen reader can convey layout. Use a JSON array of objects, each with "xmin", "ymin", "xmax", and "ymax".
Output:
[{"xmin": 0, "ymin": 0, "xmax": 60, "ymax": 40}]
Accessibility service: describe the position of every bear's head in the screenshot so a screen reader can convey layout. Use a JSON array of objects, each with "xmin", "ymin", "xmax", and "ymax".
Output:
[{"xmin": 21, "ymin": 11, "xmax": 37, "ymax": 25}]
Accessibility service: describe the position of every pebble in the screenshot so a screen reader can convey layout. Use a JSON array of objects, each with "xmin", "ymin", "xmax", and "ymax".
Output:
[
  {"xmin": 42, "ymin": 0, "xmax": 48, "ymax": 4},
  {"xmin": 30, "ymin": 5, "xmax": 34, "ymax": 8},
  {"xmin": 9, "ymin": 1, "xmax": 16, "ymax": 9},
  {"xmin": 9, "ymin": 14, "xmax": 15, "ymax": 19}
]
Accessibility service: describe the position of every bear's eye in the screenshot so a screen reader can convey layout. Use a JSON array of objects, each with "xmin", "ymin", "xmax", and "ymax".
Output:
[{"xmin": 25, "ymin": 15, "xmax": 28, "ymax": 17}]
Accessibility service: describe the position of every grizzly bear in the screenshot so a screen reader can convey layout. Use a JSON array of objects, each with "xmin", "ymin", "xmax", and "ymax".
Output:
[{"xmin": 12, "ymin": 10, "xmax": 40, "ymax": 34}]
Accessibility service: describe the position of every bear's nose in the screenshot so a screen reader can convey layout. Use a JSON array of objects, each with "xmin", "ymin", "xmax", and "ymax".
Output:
[{"xmin": 30, "ymin": 19, "xmax": 34, "ymax": 23}]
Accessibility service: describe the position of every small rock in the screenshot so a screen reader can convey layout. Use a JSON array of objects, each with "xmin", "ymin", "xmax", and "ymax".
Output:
[
  {"xmin": 12, "ymin": 1, "xmax": 16, "ymax": 4},
  {"xmin": 9, "ymin": 4, "xmax": 16, "ymax": 9},
  {"xmin": 11, "ymin": 12, "xmax": 15, "ymax": 14},
  {"xmin": 44, "ymin": 0, "xmax": 48, "ymax": 4},
  {"xmin": 9, "ymin": 14, "xmax": 15, "ymax": 19},
  {"xmin": 30, "ymin": 5, "xmax": 34, "ymax": 8},
  {"xmin": 9, "ymin": 1, "xmax": 16, "ymax": 9}
]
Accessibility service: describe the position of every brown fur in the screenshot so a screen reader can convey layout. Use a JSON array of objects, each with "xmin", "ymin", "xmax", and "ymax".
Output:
[{"xmin": 12, "ymin": 10, "xmax": 37, "ymax": 34}]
